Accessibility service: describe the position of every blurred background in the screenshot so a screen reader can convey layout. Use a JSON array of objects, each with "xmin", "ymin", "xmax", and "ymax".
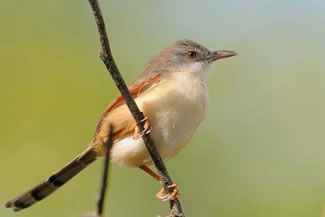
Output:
[{"xmin": 1, "ymin": 0, "xmax": 325, "ymax": 217}]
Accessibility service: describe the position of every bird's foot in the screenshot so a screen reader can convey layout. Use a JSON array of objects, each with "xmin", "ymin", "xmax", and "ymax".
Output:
[
  {"xmin": 133, "ymin": 116, "xmax": 151, "ymax": 140},
  {"xmin": 156, "ymin": 182, "xmax": 180, "ymax": 201}
]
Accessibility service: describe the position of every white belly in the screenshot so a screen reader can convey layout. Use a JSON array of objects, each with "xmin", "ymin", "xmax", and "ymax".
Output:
[{"xmin": 110, "ymin": 72, "xmax": 209, "ymax": 167}]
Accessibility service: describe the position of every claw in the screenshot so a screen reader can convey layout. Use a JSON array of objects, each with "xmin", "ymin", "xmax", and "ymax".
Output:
[
  {"xmin": 155, "ymin": 182, "xmax": 180, "ymax": 201},
  {"xmin": 133, "ymin": 116, "xmax": 151, "ymax": 140},
  {"xmin": 156, "ymin": 188, "xmax": 169, "ymax": 201},
  {"xmin": 140, "ymin": 116, "xmax": 148, "ymax": 122}
]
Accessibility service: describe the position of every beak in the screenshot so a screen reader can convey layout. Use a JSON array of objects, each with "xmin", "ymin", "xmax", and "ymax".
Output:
[{"xmin": 209, "ymin": 50, "xmax": 237, "ymax": 61}]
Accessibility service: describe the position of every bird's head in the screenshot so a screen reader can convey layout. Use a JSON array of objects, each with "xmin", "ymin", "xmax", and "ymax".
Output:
[{"xmin": 145, "ymin": 39, "xmax": 237, "ymax": 81}]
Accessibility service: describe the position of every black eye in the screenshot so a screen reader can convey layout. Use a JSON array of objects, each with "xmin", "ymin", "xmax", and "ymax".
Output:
[{"xmin": 186, "ymin": 51, "xmax": 197, "ymax": 59}]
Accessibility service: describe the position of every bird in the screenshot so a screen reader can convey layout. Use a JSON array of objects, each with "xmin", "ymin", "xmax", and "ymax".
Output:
[{"xmin": 5, "ymin": 39, "xmax": 237, "ymax": 212}]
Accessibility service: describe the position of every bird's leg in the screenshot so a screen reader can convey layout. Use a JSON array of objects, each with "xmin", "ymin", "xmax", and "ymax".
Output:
[
  {"xmin": 133, "ymin": 116, "xmax": 151, "ymax": 140},
  {"xmin": 139, "ymin": 165, "xmax": 180, "ymax": 201},
  {"xmin": 139, "ymin": 165, "xmax": 160, "ymax": 181}
]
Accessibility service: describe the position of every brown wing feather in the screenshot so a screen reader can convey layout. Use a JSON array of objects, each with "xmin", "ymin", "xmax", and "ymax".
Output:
[{"xmin": 92, "ymin": 73, "xmax": 162, "ymax": 153}]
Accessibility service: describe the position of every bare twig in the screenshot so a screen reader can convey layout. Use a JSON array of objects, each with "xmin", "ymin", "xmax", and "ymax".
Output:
[
  {"xmin": 83, "ymin": 125, "xmax": 114, "ymax": 217},
  {"xmin": 96, "ymin": 124, "xmax": 114, "ymax": 217},
  {"xmin": 87, "ymin": 0, "xmax": 185, "ymax": 216}
]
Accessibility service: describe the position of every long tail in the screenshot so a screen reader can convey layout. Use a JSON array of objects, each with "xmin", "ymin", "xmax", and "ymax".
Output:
[{"xmin": 5, "ymin": 146, "xmax": 97, "ymax": 212}]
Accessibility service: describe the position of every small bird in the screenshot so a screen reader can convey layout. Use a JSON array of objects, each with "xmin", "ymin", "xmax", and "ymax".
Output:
[{"xmin": 5, "ymin": 39, "xmax": 237, "ymax": 212}]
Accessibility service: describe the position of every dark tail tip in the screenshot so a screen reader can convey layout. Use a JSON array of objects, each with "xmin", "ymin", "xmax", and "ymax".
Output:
[
  {"xmin": 4, "ymin": 201, "xmax": 12, "ymax": 208},
  {"xmin": 5, "ymin": 200, "xmax": 26, "ymax": 212}
]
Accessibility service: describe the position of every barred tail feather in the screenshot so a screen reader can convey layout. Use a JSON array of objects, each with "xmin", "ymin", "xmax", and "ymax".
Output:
[{"xmin": 5, "ymin": 147, "xmax": 97, "ymax": 212}]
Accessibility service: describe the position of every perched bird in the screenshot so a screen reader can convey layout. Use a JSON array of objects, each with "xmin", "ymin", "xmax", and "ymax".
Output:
[{"xmin": 5, "ymin": 39, "xmax": 237, "ymax": 212}]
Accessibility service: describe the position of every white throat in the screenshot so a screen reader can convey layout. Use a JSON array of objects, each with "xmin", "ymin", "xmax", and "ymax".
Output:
[{"xmin": 179, "ymin": 62, "xmax": 212, "ymax": 82}]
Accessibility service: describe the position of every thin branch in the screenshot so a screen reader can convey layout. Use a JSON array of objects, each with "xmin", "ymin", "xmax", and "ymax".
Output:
[
  {"xmin": 96, "ymin": 124, "xmax": 114, "ymax": 217},
  {"xmin": 87, "ymin": 0, "xmax": 185, "ymax": 216}
]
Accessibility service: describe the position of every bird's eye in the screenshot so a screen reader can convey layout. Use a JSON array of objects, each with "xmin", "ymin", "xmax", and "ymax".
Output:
[{"xmin": 186, "ymin": 51, "xmax": 197, "ymax": 59}]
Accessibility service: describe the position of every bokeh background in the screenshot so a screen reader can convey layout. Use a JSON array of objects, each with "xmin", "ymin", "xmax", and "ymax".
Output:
[{"xmin": 1, "ymin": 0, "xmax": 325, "ymax": 217}]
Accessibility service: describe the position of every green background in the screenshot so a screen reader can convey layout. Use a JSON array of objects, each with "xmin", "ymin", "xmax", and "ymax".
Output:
[{"xmin": 1, "ymin": 0, "xmax": 325, "ymax": 217}]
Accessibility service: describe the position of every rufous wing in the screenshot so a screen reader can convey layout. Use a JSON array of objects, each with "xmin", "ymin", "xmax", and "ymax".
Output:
[{"xmin": 91, "ymin": 72, "xmax": 162, "ymax": 155}]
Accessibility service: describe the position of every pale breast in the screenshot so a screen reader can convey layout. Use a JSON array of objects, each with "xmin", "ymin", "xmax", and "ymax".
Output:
[
  {"xmin": 141, "ymin": 72, "xmax": 209, "ymax": 159},
  {"xmin": 110, "ymin": 72, "xmax": 209, "ymax": 167}
]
